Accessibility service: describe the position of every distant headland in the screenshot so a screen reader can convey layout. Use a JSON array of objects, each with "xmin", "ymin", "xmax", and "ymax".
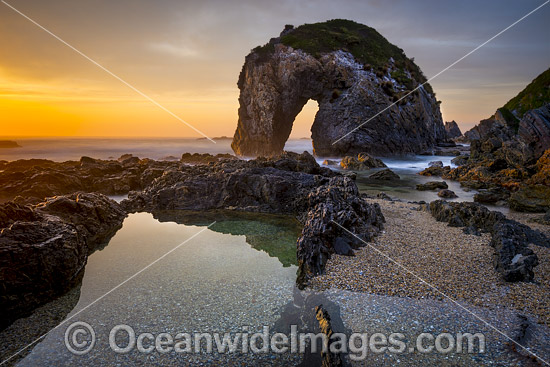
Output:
[{"xmin": 0, "ymin": 140, "xmax": 21, "ymax": 149}]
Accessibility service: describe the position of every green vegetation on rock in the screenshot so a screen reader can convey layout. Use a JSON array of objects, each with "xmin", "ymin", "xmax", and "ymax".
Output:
[
  {"xmin": 501, "ymin": 67, "xmax": 550, "ymax": 119},
  {"xmin": 252, "ymin": 19, "xmax": 433, "ymax": 94}
]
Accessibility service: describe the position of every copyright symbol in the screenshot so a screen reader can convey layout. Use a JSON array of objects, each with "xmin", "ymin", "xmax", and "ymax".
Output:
[{"xmin": 64, "ymin": 321, "xmax": 96, "ymax": 355}]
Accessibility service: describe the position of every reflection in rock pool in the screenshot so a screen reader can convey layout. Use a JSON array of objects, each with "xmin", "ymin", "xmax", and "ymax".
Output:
[{"xmin": 152, "ymin": 210, "xmax": 303, "ymax": 267}]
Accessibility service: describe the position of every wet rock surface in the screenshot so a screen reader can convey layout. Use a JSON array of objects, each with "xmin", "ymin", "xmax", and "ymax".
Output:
[
  {"xmin": 429, "ymin": 200, "xmax": 549, "ymax": 281},
  {"xmin": 0, "ymin": 193, "xmax": 126, "ymax": 329},
  {"xmin": 418, "ymin": 164, "xmax": 451, "ymax": 176}
]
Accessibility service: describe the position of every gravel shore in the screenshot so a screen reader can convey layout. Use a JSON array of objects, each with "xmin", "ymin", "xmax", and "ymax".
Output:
[{"xmin": 309, "ymin": 199, "xmax": 550, "ymax": 329}]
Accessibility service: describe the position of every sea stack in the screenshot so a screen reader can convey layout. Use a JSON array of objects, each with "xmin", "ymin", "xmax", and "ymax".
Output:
[{"xmin": 231, "ymin": 19, "xmax": 446, "ymax": 157}]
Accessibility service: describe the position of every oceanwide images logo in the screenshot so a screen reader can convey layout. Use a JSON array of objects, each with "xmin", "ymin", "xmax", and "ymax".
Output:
[{"xmin": 64, "ymin": 322, "xmax": 486, "ymax": 360}]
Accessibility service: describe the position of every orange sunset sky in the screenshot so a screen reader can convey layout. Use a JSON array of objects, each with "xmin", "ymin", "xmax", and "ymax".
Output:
[{"xmin": 1, "ymin": 0, "xmax": 549, "ymax": 139}]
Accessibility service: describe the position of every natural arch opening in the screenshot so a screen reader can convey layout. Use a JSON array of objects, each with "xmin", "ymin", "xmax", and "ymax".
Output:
[
  {"xmin": 289, "ymin": 99, "xmax": 318, "ymax": 140},
  {"xmin": 284, "ymin": 99, "xmax": 319, "ymax": 153}
]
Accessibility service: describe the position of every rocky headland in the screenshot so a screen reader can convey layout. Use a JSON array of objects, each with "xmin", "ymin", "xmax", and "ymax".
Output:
[
  {"xmin": 444, "ymin": 120, "xmax": 462, "ymax": 139},
  {"xmin": 424, "ymin": 68, "xmax": 550, "ymax": 212},
  {"xmin": 231, "ymin": 19, "xmax": 447, "ymax": 157},
  {"xmin": 0, "ymin": 140, "xmax": 21, "ymax": 149}
]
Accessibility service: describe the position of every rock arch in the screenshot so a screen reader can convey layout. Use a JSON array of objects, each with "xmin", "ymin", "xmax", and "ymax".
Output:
[{"xmin": 231, "ymin": 21, "xmax": 447, "ymax": 157}]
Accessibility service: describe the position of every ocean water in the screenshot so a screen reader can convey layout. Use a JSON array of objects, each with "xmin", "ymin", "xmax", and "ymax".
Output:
[
  {"xmin": 0, "ymin": 137, "xmax": 239, "ymax": 162},
  {"xmin": 1, "ymin": 137, "xmax": 503, "ymax": 211}
]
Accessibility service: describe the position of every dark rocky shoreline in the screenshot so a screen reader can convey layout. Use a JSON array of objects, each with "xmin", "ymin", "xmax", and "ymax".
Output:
[
  {"xmin": 0, "ymin": 152, "xmax": 386, "ymax": 329},
  {"xmin": 0, "ymin": 193, "xmax": 126, "ymax": 329}
]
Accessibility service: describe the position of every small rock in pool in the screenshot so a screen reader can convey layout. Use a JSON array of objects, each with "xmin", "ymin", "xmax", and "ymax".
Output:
[
  {"xmin": 368, "ymin": 168, "xmax": 400, "ymax": 180},
  {"xmin": 416, "ymin": 181, "xmax": 448, "ymax": 191},
  {"xmin": 438, "ymin": 189, "xmax": 458, "ymax": 198},
  {"xmin": 428, "ymin": 161, "xmax": 443, "ymax": 168}
]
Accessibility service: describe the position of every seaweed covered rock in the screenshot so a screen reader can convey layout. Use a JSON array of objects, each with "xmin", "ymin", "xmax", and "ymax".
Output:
[
  {"xmin": 339, "ymin": 152, "xmax": 386, "ymax": 170},
  {"xmin": 232, "ymin": 19, "xmax": 446, "ymax": 157}
]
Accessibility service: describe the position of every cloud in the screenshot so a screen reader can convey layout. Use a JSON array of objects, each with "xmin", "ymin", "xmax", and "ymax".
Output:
[{"xmin": 148, "ymin": 42, "xmax": 200, "ymax": 59}]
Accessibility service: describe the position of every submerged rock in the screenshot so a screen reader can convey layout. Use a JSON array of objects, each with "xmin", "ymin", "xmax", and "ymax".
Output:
[
  {"xmin": 231, "ymin": 20, "xmax": 445, "ymax": 157},
  {"xmin": 0, "ymin": 193, "xmax": 126, "ymax": 329}
]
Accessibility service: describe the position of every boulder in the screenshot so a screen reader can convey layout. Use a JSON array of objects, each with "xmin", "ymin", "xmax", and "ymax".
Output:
[
  {"xmin": 532, "ymin": 211, "xmax": 550, "ymax": 226},
  {"xmin": 451, "ymin": 155, "xmax": 469, "ymax": 166},
  {"xmin": 473, "ymin": 188, "xmax": 510, "ymax": 204},
  {"xmin": 418, "ymin": 165, "xmax": 451, "ymax": 176},
  {"xmin": 509, "ymin": 185, "xmax": 550, "ymax": 213},
  {"xmin": 340, "ymin": 153, "xmax": 386, "ymax": 170},
  {"xmin": 322, "ymin": 159, "xmax": 339, "ymax": 167},
  {"xmin": 416, "ymin": 181, "xmax": 448, "ymax": 191},
  {"xmin": 428, "ymin": 161, "xmax": 444, "ymax": 168},
  {"xmin": 437, "ymin": 189, "xmax": 457, "ymax": 198}
]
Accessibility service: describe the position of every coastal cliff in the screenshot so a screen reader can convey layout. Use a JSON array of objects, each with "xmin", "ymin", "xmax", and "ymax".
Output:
[
  {"xmin": 446, "ymin": 68, "xmax": 550, "ymax": 211},
  {"xmin": 232, "ymin": 19, "xmax": 446, "ymax": 157}
]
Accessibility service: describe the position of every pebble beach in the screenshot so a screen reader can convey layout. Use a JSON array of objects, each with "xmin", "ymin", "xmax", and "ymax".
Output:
[{"xmin": 309, "ymin": 199, "xmax": 550, "ymax": 363}]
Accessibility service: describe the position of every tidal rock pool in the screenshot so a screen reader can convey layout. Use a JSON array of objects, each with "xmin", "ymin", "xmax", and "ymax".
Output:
[{"xmin": 1, "ymin": 211, "xmax": 547, "ymax": 366}]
